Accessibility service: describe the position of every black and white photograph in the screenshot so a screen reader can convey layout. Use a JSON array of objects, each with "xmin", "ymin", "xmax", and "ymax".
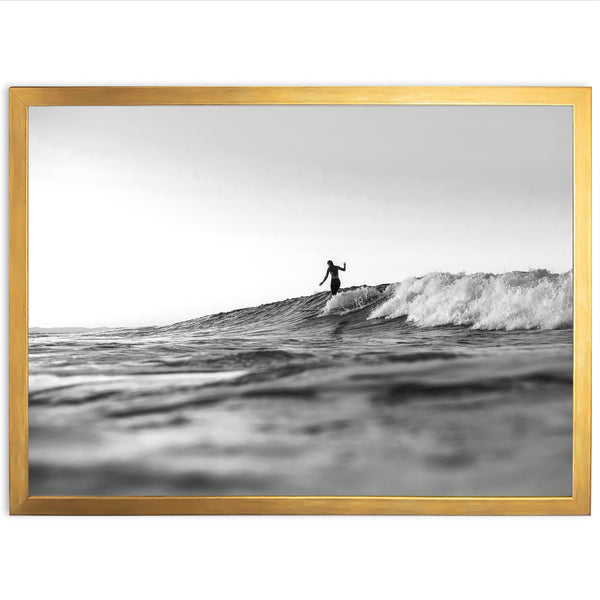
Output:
[{"xmin": 28, "ymin": 104, "xmax": 573, "ymax": 497}]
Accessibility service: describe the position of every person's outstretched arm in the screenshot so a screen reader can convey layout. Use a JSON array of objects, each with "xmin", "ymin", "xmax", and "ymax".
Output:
[
  {"xmin": 319, "ymin": 270, "xmax": 330, "ymax": 286},
  {"xmin": 339, "ymin": 262, "xmax": 346, "ymax": 271}
]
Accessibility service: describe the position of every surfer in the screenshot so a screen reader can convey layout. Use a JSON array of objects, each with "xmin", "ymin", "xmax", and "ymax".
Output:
[{"xmin": 319, "ymin": 260, "xmax": 346, "ymax": 295}]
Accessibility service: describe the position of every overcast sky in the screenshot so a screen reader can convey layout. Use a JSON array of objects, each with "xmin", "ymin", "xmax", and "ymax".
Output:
[{"xmin": 29, "ymin": 105, "xmax": 572, "ymax": 328}]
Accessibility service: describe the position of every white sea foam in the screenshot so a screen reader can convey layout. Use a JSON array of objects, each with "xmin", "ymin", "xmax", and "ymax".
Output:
[
  {"xmin": 321, "ymin": 285, "xmax": 384, "ymax": 315},
  {"xmin": 367, "ymin": 270, "xmax": 572, "ymax": 330}
]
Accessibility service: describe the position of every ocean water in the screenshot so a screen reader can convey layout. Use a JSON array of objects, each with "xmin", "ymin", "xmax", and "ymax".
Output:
[{"xmin": 29, "ymin": 270, "xmax": 573, "ymax": 496}]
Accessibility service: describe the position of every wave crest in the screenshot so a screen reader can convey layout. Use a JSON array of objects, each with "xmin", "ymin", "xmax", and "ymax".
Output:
[
  {"xmin": 321, "ymin": 286, "xmax": 384, "ymax": 315},
  {"xmin": 368, "ymin": 270, "xmax": 572, "ymax": 330}
]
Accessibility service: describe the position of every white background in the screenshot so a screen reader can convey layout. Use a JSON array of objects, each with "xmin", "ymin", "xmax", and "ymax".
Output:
[{"xmin": 0, "ymin": 2, "xmax": 597, "ymax": 599}]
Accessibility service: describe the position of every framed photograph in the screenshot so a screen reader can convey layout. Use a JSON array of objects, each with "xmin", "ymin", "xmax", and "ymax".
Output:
[{"xmin": 9, "ymin": 87, "xmax": 591, "ymax": 515}]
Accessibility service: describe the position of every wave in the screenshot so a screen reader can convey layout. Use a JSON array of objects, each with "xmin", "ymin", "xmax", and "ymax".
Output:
[
  {"xmin": 135, "ymin": 269, "xmax": 572, "ymax": 335},
  {"xmin": 321, "ymin": 285, "xmax": 385, "ymax": 315},
  {"xmin": 368, "ymin": 269, "xmax": 572, "ymax": 330}
]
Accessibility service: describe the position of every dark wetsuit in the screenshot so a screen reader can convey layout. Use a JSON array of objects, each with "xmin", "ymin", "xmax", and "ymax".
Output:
[{"xmin": 328, "ymin": 265, "xmax": 342, "ymax": 295}]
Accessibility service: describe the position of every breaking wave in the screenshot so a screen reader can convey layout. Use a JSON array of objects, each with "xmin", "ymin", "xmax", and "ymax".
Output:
[
  {"xmin": 368, "ymin": 269, "xmax": 572, "ymax": 330},
  {"xmin": 321, "ymin": 285, "xmax": 384, "ymax": 315},
  {"xmin": 151, "ymin": 269, "xmax": 573, "ymax": 335}
]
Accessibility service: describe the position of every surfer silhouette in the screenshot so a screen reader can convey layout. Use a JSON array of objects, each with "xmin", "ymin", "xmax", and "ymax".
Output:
[{"xmin": 319, "ymin": 260, "xmax": 346, "ymax": 295}]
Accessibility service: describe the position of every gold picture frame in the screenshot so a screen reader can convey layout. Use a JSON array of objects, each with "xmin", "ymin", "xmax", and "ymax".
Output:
[{"xmin": 9, "ymin": 86, "xmax": 591, "ymax": 515}]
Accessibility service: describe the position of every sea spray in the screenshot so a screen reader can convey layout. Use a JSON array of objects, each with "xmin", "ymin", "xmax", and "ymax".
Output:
[
  {"xmin": 368, "ymin": 270, "xmax": 572, "ymax": 330},
  {"xmin": 321, "ymin": 285, "xmax": 384, "ymax": 315}
]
